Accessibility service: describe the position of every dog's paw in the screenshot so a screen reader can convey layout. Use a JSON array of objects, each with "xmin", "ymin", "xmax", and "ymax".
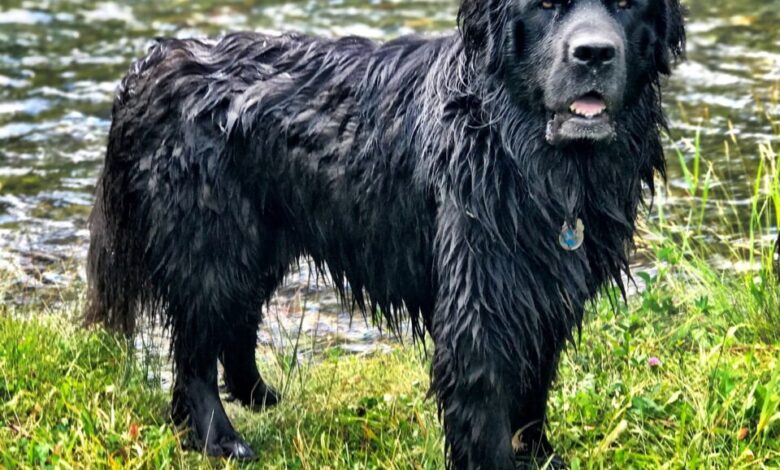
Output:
[
  {"xmin": 255, "ymin": 385, "xmax": 281, "ymax": 409},
  {"xmin": 189, "ymin": 433, "xmax": 258, "ymax": 461},
  {"xmin": 212, "ymin": 437, "xmax": 258, "ymax": 461},
  {"xmin": 224, "ymin": 379, "xmax": 281, "ymax": 411},
  {"xmin": 235, "ymin": 385, "xmax": 281, "ymax": 411}
]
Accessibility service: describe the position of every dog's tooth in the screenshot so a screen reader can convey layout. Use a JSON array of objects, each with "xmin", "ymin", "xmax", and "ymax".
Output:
[{"xmin": 568, "ymin": 102, "xmax": 605, "ymax": 118}]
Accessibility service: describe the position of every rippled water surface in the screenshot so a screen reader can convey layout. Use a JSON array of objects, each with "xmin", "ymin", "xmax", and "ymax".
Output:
[{"xmin": 1, "ymin": 0, "xmax": 779, "ymax": 345}]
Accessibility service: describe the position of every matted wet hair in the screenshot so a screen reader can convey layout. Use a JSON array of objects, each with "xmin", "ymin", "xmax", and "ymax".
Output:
[{"xmin": 87, "ymin": 0, "xmax": 685, "ymax": 467}]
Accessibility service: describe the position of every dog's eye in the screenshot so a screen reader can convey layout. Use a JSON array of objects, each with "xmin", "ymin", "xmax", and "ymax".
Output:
[
  {"xmin": 540, "ymin": 0, "xmax": 572, "ymax": 10},
  {"xmin": 617, "ymin": 0, "xmax": 631, "ymax": 8}
]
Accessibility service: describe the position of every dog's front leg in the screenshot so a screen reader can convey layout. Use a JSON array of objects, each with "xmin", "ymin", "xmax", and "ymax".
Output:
[
  {"xmin": 430, "ymin": 207, "xmax": 523, "ymax": 470},
  {"xmin": 430, "ymin": 335, "xmax": 516, "ymax": 470},
  {"xmin": 429, "ymin": 201, "xmax": 573, "ymax": 469}
]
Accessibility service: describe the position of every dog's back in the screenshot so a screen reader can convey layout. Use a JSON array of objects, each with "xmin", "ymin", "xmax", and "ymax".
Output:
[{"xmin": 87, "ymin": 32, "xmax": 447, "ymax": 335}]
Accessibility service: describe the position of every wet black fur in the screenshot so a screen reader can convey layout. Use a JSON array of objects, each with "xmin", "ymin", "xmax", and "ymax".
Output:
[{"xmin": 87, "ymin": 0, "xmax": 685, "ymax": 467}]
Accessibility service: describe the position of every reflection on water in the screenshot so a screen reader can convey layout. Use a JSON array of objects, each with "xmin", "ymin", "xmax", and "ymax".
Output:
[{"xmin": 0, "ymin": 0, "xmax": 778, "ymax": 348}]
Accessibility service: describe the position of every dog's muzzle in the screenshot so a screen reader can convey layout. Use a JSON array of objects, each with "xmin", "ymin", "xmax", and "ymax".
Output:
[{"xmin": 545, "ymin": 7, "xmax": 627, "ymax": 146}]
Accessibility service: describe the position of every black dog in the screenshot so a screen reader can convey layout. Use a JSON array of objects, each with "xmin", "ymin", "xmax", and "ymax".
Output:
[{"xmin": 87, "ymin": 0, "xmax": 684, "ymax": 467}]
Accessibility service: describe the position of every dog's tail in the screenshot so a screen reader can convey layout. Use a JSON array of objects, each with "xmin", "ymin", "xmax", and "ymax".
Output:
[
  {"xmin": 85, "ymin": 177, "xmax": 143, "ymax": 335},
  {"xmin": 85, "ymin": 135, "xmax": 149, "ymax": 334},
  {"xmin": 84, "ymin": 67, "xmax": 151, "ymax": 335}
]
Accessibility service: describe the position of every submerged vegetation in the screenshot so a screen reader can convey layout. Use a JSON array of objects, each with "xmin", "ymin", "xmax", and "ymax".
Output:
[{"xmin": 1, "ymin": 116, "xmax": 780, "ymax": 469}]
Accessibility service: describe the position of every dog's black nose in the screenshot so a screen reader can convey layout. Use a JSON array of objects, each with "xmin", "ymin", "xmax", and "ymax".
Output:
[{"xmin": 571, "ymin": 39, "xmax": 616, "ymax": 67}]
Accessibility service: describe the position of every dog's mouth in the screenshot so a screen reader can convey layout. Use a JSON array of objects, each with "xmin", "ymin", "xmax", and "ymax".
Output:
[
  {"xmin": 569, "ymin": 92, "xmax": 607, "ymax": 118},
  {"xmin": 546, "ymin": 91, "xmax": 616, "ymax": 146}
]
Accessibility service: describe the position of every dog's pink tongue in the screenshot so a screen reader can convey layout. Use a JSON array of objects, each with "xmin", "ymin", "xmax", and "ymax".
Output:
[{"xmin": 570, "ymin": 96, "xmax": 606, "ymax": 116}]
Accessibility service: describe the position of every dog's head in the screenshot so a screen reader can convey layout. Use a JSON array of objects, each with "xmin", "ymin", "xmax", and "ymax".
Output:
[{"xmin": 459, "ymin": 0, "xmax": 686, "ymax": 145}]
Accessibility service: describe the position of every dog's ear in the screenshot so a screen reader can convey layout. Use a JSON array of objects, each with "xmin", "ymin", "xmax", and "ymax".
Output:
[
  {"xmin": 655, "ymin": 0, "xmax": 687, "ymax": 75},
  {"xmin": 458, "ymin": 0, "xmax": 510, "ymax": 74}
]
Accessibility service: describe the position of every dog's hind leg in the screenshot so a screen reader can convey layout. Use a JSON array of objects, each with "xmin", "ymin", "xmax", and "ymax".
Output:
[
  {"xmin": 169, "ymin": 290, "xmax": 258, "ymax": 460},
  {"xmin": 162, "ymin": 207, "xmax": 272, "ymax": 459},
  {"xmin": 219, "ymin": 276, "xmax": 283, "ymax": 410}
]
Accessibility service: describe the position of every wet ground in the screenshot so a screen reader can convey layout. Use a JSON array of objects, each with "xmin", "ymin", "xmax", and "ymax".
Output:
[{"xmin": 1, "ymin": 0, "xmax": 778, "ymax": 350}]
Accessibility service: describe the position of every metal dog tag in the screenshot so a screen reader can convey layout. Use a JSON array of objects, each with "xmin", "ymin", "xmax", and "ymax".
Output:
[{"xmin": 559, "ymin": 218, "xmax": 584, "ymax": 251}]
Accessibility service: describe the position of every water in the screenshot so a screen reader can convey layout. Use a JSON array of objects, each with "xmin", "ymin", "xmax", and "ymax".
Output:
[
  {"xmin": 1, "ymin": 0, "xmax": 778, "ymax": 347},
  {"xmin": 664, "ymin": 0, "xmax": 780, "ymax": 225}
]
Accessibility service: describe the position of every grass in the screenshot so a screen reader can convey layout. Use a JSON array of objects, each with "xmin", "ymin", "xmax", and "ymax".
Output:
[
  {"xmin": 1, "ymin": 260, "xmax": 779, "ymax": 469},
  {"xmin": 2, "ymin": 106, "xmax": 780, "ymax": 468},
  {"xmin": 0, "ymin": 309, "xmax": 442, "ymax": 469}
]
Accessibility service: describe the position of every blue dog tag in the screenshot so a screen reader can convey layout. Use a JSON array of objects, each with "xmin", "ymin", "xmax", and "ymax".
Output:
[{"xmin": 559, "ymin": 218, "xmax": 584, "ymax": 251}]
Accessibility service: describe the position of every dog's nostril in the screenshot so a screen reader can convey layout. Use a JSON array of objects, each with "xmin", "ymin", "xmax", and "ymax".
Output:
[
  {"xmin": 599, "ymin": 46, "xmax": 615, "ymax": 62},
  {"xmin": 572, "ymin": 42, "xmax": 617, "ymax": 66},
  {"xmin": 573, "ymin": 45, "xmax": 593, "ymax": 63}
]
